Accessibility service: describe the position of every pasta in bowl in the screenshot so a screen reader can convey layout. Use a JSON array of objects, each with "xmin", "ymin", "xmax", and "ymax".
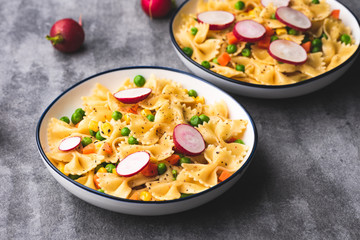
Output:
[
  {"xmin": 36, "ymin": 67, "xmax": 257, "ymax": 215},
  {"xmin": 170, "ymin": 0, "xmax": 360, "ymax": 98}
]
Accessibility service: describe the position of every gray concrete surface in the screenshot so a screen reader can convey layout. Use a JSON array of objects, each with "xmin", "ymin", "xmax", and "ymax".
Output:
[{"xmin": 0, "ymin": 0, "xmax": 359, "ymax": 239}]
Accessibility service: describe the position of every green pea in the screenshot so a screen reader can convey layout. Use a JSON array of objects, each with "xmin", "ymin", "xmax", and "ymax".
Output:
[
  {"xmin": 241, "ymin": 48, "xmax": 251, "ymax": 57},
  {"xmin": 146, "ymin": 114, "xmax": 155, "ymax": 122},
  {"xmin": 321, "ymin": 33, "xmax": 328, "ymax": 40},
  {"xmin": 75, "ymin": 108, "xmax": 85, "ymax": 117},
  {"xmin": 311, "ymin": 0, "xmax": 319, "ymax": 4},
  {"xmin": 270, "ymin": 13, "xmax": 276, "ymax": 19},
  {"xmin": 59, "ymin": 116, "xmax": 70, "ymax": 124},
  {"xmin": 212, "ymin": 58, "xmax": 219, "ymax": 64},
  {"xmin": 121, "ymin": 127, "xmax": 131, "ymax": 136},
  {"xmin": 235, "ymin": 64, "xmax": 245, "ymax": 72},
  {"xmin": 235, "ymin": 1, "xmax": 245, "ymax": 10},
  {"xmin": 340, "ymin": 34, "xmax": 351, "ymax": 45},
  {"xmin": 81, "ymin": 137, "xmax": 92, "ymax": 147},
  {"xmin": 270, "ymin": 35, "xmax": 278, "ymax": 42},
  {"xmin": 234, "ymin": 139, "xmax": 245, "ymax": 144},
  {"xmin": 277, "ymin": 61, "xmax": 284, "ymax": 64},
  {"xmin": 97, "ymin": 189, "xmax": 105, "ymax": 193},
  {"xmin": 190, "ymin": 115, "xmax": 203, "ymax": 127},
  {"xmin": 89, "ymin": 129, "xmax": 96, "ymax": 137},
  {"xmin": 71, "ymin": 112, "xmax": 83, "ymax": 125},
  {"xmin": 128, "ymin": 136, "xmax": 138, "ymax": 145},
  {"xmin": 134, "ymin": 75, "xmax": 146, "ymax": 87},
  {"xmin": 68, "ymin": 174, "xmax": 81, "ymax": 180},
  {"xmin": 180, "ymin": 157, "xmax": 192, "ymax": 165},
  {"xmin": 311, "ymin": 46, "xmax": 321, "ymax": 53},
  {"xmin": 96, "ymin": 131, "xmax": 106, "ymax": 141},
  {"xmin": 191, "ymin": 27, "xmax": 198, "ymax": 36},
  {"xmin": 312, "ymin": 38, "xmax": 322, "ymax": 47},
  {"xmin": 188, "ymin": 89, "xmax": 198, "ymax": 97},
  {"xmin": 157, "ymin": 163, "xmax": 167, "ymax": 175},
  {"xmin": 226, "ymin": 44, "xmax": 237, "ymax": 54},
  {"xmin": 201, "ymin": 61, "xmax": 211, "ymax": 69},
  {"xmin": 288, "ymin": 28, "xmax": 297, "ymax": 35},
  {"xmin": 199, "ymin": 114, "xmax": 210, "ymax": 123},
  {"xmin": 180, "ymin": 193, "xmax": 193, "ymax": 198},
  {"xmin": 105, "ymin": 164, "xmax": 116, "ymax": 173},
  {"xmin": 112, "ymin": 111, "xmax": 122, "ymax": 121},
  {"xmin": 245, "ymin": 42, "xmax": 253, "ymax": 49},
  {"xmin": 172, "ymin": 169, "xmax": 178, "ymax": 180},
  {"xmin": 183, "ymin": 47, "xmax": 193, "ymax": 57}
]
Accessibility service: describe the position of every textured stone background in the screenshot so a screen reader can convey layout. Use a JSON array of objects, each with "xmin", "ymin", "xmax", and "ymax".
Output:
[{"xmin": 1, "ymin": 0, "xmax": 359, "ymax": 239}]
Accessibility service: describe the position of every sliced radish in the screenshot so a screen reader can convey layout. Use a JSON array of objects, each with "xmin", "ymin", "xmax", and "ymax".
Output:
[
  {"xmin": 268, "ymin": 40, "xmax": 307, "ymax": 65},
  {"xmin": 58, "ymin": 136, "xmax": 81, "ymax": 151},
  {"xmin": 173, "ymin": 124, "xmax": 205, "ymax": 156},
  {"xmin": 261, "ymin": 0, "xmax": 289, "ymax": 8},
  {"xmin": 275, "ymin": 7, "xmax": 311, "ymax": 31},
  {"xmin": 197, "ymin": 11, "xmax": 235, "ymax": 30},
  {"xmin": 233, "ymin": 20, "xmax": 266, "ymax": 42},
  {"xmin": 116, "ymin": 151, "xmax": 150, "ymax": 177},
  {"xmin": 113, "ymin": 88, "xmax": 152, "ymax": 104}
]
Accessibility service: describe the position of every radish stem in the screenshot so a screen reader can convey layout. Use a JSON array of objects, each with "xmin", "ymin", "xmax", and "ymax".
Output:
[{"xmin": 46, "ymin": 34, "xmax": 64, "ymax": 46}]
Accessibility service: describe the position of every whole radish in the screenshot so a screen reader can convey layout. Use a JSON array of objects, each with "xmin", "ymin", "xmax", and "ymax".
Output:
[
  {"xmin": 141, "ymin": 0, "xmax": 172, "ymax": 18},
  {"xmin": 46, "ymin": 18, "xmax": 85, "ymax": 53}
]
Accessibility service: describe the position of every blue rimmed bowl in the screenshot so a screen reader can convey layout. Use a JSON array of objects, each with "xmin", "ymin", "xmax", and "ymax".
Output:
[
  {"xmin": 170, "ymin": 0, "xmax": 360, "ymax": 98},
  {"xmin": 36, "ymin": 66, "xmax": 257, "ymax": 215}
]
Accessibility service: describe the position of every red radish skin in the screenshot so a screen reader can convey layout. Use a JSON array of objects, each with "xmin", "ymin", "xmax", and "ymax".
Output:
[
  {"xmin": 113, "ymin": 88, "xmax": 152, "ymax": 104},
  {"xmin": 261, "ymin": 0, "xmax": 289, "ymax": 8},
  {"xmin": 268, "ymin": 40, "xmax": 308, "ymax": 65},
  {"xmin": 233, "ymin": 20, "xmax": 266, "ymax": 42},
  {"xmin": 116, "ymin": 151, "xmax": 150, "ymax": 177},
  {"xmin": 141, "ymin": 0, "xmax": 172, "ymax": 18},
  {"xmin": 46, "ymin": 18, "xmax": 85, "ymax": 53},
  {"xmin": 275, "ymin": 7, "xmax": 311, "ymax": 32},
  {"xmin": 58, "ymin": 136, "xmax": 81, "ymax": 151},
  {"xmin": 197, "ymin": 11, "xmax": 235, "ymax": 30},
  {"xmin": 173, "ymin": 124, "xmax": 206, "ymax": 156}
]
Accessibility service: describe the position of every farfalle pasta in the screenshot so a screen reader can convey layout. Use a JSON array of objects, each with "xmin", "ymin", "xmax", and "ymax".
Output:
[
  {"xmin": 46, "ymin": 74, "xmax": 249, "ymax": 201},
  {"xmin": 174, "ymin": 0, "xmax": 358, "ymax": 85}
]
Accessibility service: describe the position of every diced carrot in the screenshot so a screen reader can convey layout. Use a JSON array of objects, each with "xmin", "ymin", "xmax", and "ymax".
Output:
[
  {"xmin": 301, "ymin": 41, "xmax": 312, "ymax": 53},
  {"xmin": 83, "ymin": 143, "xmax": 95, "ymax": 154},
  {"xmin": 265, "ymin": 26, "xmax": 274, "ymax": 37},
  {"xmin": 93, "ymin": 174, "xmax": 100, "ymax": 189},
  {"xmin": 226, "ymin": 32, "xmax": 239, "ymax": 44},
  {"xmin": 75, "ymin": 122, "xmax": 80, "ymax": 128},
  {"xmin": 165, "ymin": 154, "xmax": 181, "ymax": 165},
  {"xmin": 217, "ymin": 52, "xmax": 231, "ymax": 66},
  {"xmin": 127, "ymin": 104, "xmax": 139, "ymax": 114},
  {"xmin": 257, "ymin": 36, "xmax": 271, "ymax": 49},
  {"xmin": 219, "ymin": 170, "xmax": 232, "ymax": 182},
  {"xmin": 129, "ymin": 192, "xmax": 139, "ymax": 200},
  {"xmin": 102, "ymin": 142, "xmax": 113, "ymax": 155},
  {"xmin": 330, "ymin": 9, "xmax": 340, "ymax": 19},
  {"xmin": 141, "ymin": 162, "xmax": 158, "ymax": 177}
]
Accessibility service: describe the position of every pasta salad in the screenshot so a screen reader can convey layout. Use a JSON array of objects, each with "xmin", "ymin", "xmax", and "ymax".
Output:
[
  {"xmin": 46, "ymin": 74, "xmax": 249, "ymax": 201},
  {"xmin": 174, "ymin": 0, "xmax": 358, "ymax": 85}
]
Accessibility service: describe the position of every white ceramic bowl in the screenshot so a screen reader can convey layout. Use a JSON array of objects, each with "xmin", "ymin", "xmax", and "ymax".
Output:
[
  {"xmin": 36, "ymin": 66, "xmax": 257, "ymax": 216},
  {"xmin": 170, "ymin": 0, "xmax": 360, "ymax": 98}
]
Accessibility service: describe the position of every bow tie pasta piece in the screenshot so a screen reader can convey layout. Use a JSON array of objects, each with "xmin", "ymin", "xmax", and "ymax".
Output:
[
  {"xmin": 146, "ymin": 170, "xmax": 207, "ymax": 200},
  {"xmin": 251, "ymin": 45, "xmax": 277, "ymax": 65},
  {"xmin": 75, "ymin": 170, "xmax": 97, "ymax": 190},
  {"xmin": 97, "ymin": 172, "xmax": 159, "ymax": 198},
  {"xmin": 118, "ymin": 134, "xmax": 174, "ymax": 161},
  {"xmin": 323, "ymin": 18, "xmax": 352, "ymax": 42},
  {"xmin": 47, "ymin": 118, "xmax": 89, "ymax": 150},
  {"xmin": 143, "ymin": 74, "xmax": 170, "ymax": 95},
  {"xmin": 64, "ymin": 151, "xmax": 104, "ymax": 176}
]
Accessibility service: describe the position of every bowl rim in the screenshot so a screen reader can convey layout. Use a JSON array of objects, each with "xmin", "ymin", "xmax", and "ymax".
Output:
[
  {"xmin": 36, "ymin": 66, "xmax": 258, "ymax": 205},
  {"xmin": 169, "ymin": 0, "xmax": 360, "ymax": 89}
]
